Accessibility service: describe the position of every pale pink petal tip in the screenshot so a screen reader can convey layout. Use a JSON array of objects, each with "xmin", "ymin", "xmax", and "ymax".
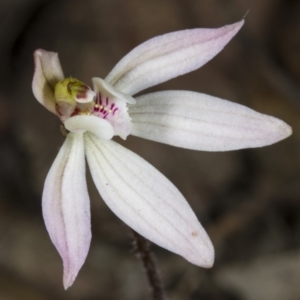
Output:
[
  {"xmin": 63, "ymin": 269, "xmax": 77, "ymax": 290},
  {"xmin": 61, "ymin": 240, "xmax": 90, "ymax": 290},
  {"xmin": 229, "ymin": 19, "xmax": 244, "ymax": 32},
  {"xmin": 278, "ymin": 121, "xmax": 292, "ymax": 140}
]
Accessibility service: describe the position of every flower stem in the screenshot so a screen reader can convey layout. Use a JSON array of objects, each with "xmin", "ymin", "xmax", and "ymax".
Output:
[{"xmin": 130, "ymin": 229, "xmax": 167, "ymax": 300}]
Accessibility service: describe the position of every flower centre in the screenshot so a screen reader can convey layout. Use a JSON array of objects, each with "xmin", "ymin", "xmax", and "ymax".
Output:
[
  {"xmin": 93, "ymin": 93, "xmax": 119, "ymax": 119},
  {"xmin": 54, "ymin": 77, "xmax": 135, "ymax": 139}
]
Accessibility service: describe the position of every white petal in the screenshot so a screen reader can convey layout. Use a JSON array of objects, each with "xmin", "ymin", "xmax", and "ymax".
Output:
[
  {"xmin": 85, "ymin": 133, "xmax": 214, "ymax": 267},
  {"xmin": 42, "ymin": 133, "xmax": 91, "ymax": 289},
  {"xmin": 32, "ymin": 49, "xmax": 65, "ymax": 113},
  {"xmin": 105, "ymin": 21, "xmax": 244, "ymax": 95},
  {"xmin": 129, "ymin": 91, "xmax": 292, "ymax": 151},
  {"xmin": 64, "ymin": 115, "xmax": 114, "ymax": 140}
]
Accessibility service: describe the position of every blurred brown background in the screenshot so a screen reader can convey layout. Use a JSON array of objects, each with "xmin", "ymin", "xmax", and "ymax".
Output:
[{"xmin": 0, "ymin": 0, "xmax": 300, "ymax": 299}]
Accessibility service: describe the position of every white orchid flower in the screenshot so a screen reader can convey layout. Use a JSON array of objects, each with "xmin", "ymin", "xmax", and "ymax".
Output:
[{"xmin": 32, "ymin": 20, "xmax": 291, "ymax": 289}]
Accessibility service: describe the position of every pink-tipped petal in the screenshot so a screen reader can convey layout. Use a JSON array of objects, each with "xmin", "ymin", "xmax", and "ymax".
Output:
[
  {"xmin": 32, "ymin": 49, "xmax": 64, "ymax": 113},
  {"xmin": 42, "ymin": 133, "xmax": 91, "ymax": 289},
  {"xmin": 129, "ymin": 91, "xmax": 292, "ymax": 151},
  {"xmin": 105, "ymin": 20, "xmax": 244, "ymax": 95},
  {"xmin": 85, "ymin": 133, "xmax": 214, "ymax": 267}
]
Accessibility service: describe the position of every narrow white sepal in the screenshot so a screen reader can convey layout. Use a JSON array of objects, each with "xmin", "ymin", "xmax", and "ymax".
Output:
[
  {"xmin": 32, "ymin": 49, "xmax": 65, "ymax": 113},
  {"xmin": 42, "ymin": 133, "xmax": 91, "ymax": 289},
  {"xmin": 129, "ymin": 91, "xmax": 292, "ymax": 151},
  {"xmin": 105, "ymin": 21, "xmax": 244, "ymax": 95},
  {"xmin": 84, "ymin": 133, "xmax": 214, "ymax": 267},
  {"xmin": 64, "ymin": 115, "xmax": 114, "ymax": 140}
]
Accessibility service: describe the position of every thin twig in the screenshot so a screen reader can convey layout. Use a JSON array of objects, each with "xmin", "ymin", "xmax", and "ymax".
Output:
[{"xmin": 130, "ymin": 229, "xmax": 167, "ymax": 300}]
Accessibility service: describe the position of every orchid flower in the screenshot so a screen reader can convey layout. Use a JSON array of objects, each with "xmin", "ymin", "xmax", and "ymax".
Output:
[{"xmin": 32, "ymin": 20, "xmax": 291, "ymax": 289}]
